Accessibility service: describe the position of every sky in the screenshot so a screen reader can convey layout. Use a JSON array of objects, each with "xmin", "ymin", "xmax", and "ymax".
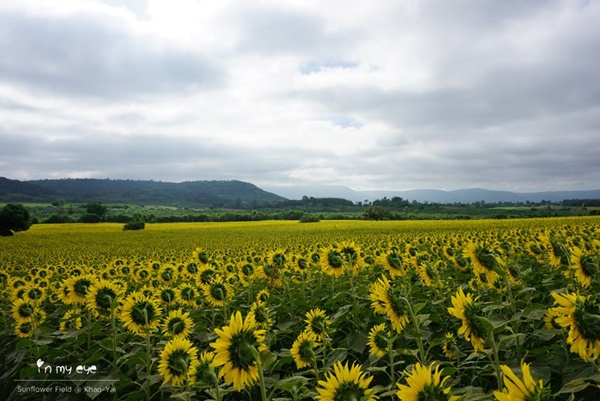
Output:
[{"xmin": 1, "ymin": 0, "xmax": 599, "ymax": 192}]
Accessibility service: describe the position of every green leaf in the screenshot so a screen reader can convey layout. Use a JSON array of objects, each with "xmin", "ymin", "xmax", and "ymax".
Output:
[
  {"xmin": 558, "ymin": 380, "xmax": 589, "ymax": 394},
  {"xmin": 345, "ymin": 331, "xmax": 367, "ymax": 353},
  {"xmin": 274, "ymin": 375, "xmax": 310, "ymax": 391}
]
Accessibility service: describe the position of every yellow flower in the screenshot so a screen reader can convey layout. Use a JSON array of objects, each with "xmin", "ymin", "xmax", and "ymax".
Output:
[
  {"xmin": 447, "ymin": 287, "xmax": 486, "ymax": 352},
  {"xmin": 291, "ymin": 331, "xmax": 318, "ymax": 369},
  {"xmin": 63, "ymin": 274, "xmax": 95, "ymax": 304},
  {"xmin": 210, "ymin": 311, "xmax": 267, "ymax": 390},
  {"xmin": 550, "ymin": 292, "xmax": 600, "ymax": 361},
  {"xmin": 158, "ymin": 337, "xmax": 199, "ymax": 388},
  {"xmin": 396, "ymin": 362, "xmax": 458, "ymax": 401},
  {"xmin": 377, "ymin": 250, "xmax": 406, "ymax": 277},
  {"xmin": 304, "ymin": 308, "xmax": 331, "ymax": 341},
  {"xmin": 120, "ymin": 291, "xmax": 162, "ymax": 337},
  {"xmin": 368, "ymin": 323, "xmax": 389, "ymax": 358},
  {"xmin": 249, "ymin": 300, "xmax": 273, "ymax": 330},
  {"xmin": 320, "ymin": 247, "xmax": 346, "ymax": 277},
  {"xmin": 202, "ymin": 275, "xmax": 232, "ymax": 308},
  {"xmin": 60, "ymin": 310, "xmax": 83, "ymax": 333},
  {"xmin": 161, "ymin": 309, "xmax": 194, "ymax": 340},
  {"xmin": 493, "ymin": 362, "xmax": 554, "ymax": 401},
  {"xmin": 85, "ymin": 279, "xmax": 120, "ymax": 319},
  {"xmin": 569, "ymin": 246, "xmax": 596, "ymax": 288},
  {"xmin": 316, "ymin": 361, "xmax": 378, "ymax": 401}
]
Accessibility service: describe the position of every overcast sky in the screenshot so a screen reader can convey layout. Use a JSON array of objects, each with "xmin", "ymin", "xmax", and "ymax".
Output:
[{"xmin": 1, "ymin": 0, "xmax": 599, "ymax": 192}]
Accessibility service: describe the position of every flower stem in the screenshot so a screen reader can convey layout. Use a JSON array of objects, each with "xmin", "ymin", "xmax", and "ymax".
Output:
[{"xmin": 251, "ymin": 347, "xmax": 269, "ymax": 401}]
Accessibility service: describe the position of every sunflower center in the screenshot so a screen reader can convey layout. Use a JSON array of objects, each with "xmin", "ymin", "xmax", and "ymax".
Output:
[
  {"xmin": 254, "ymin": 306, "xmax": 269, "ymax": 324},
  {"xmin": 168, "ymin": 317, "xmax": 186, "ymax": 335},
  {"xmin": 574, "ymin": 300, "xmax": 600, "ymax": 341},
  {"xmin": 272, "ymin": 253, "xmax": 286, "ymax": 266},
  {"xmin": 327, "ymin": 251, "xmax": 344, "ymax": 269},
  {"xmin": 95, "ymin": 288, "xmax": 116, "ymax": 310},
  {"xmin": 210, "ymin": 284, "xmax": 226, "ymax": 300},
  {"xmin": 161, "ymin": 268, "xmax": 174, "ymax": 282},
  {"xmin": 73, "ymin": 279, "xmax": 92, "ymax": 297},
  {"xmin": 197, "ymin": 252, "xmax": 209, "ymax": 264},
  {"xmin": 167, "ymin": 349, "xmax": 191, "ymax": 375},
  {"xmin": 387, "ymin": 287, "xmax": 405, "ymax": 317},
  {"xmin": 579, "ymin": 255, "xmax": 597, "ymax": 278},
  {"xmin": 180, "ymin": 287, "xmax": 195, "ymax": 301},
  {"xmin": 131, "ymin": 301, "xmax": 157, "ymax": 325},
  {"xmin": 297, "ymin": 258, "xmax": 308, "ymax": 270},
  {"xmin": 298, "ymin": 340, "xmax": 315, "ymax": 362},
  {"xmin": 387, "ymin": 253, "xmax": 403, "ymax": 270},
  {"xmin": 27, "ymin": 287, "xmax": 43, "ymax": 300},
  {"xmin": 200, "ymin": 269, "xmax": 215, "ymax": 284},
  {"xmin": 464, "ymin": 303, "xmax": 487, "ymax": 339},
  {"xmin": 242, "ymin": 264, "xmax": 254, "ymax": 276},
  {"xmin": 374, "ymin": 331, "xmax": 388, "ymax": 351},
  {"xmin": 18, "ymin": 303, "xmax": 34, "ymax": 318},
  {"xmin": 228, "ymin": 330, "xmax": 258, "ymax": 369},
  {"xmin": 186, "ymin": 263, "xmax": 198, "ymax": 274},
  {"xmin": 417, "ymin": 383, "xmax": 451, "ymax": 401},
  {"xmin": 310, "ymin": 316, "xmax": 327, "ymax": 335},
  {"xmin": 161, "ymin": 289, "xmax": 175, "ymax": 303},
  {"xmin": 333, "ymin": 381, "xmax": 366, "ymax": 401}
]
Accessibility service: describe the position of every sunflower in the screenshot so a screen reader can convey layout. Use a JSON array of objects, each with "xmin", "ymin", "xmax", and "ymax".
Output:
[
  {"xmin": 176, "ymin": 283, "xmax": 199, "ymax": 307},
  {"xmin": 11, "ymin": 299, "xmax": 36, "ymax": 325},
  {"xmin": 120, "ymin": 291, "xmax": 163, "ymax": 337},
  {"xmin": 550, "ymin": 292, "xmax": 600, "ymax": 361},
  {"xmin": 60, "ymin": 310, "xmax": 83, "ymax": 333},
  {"xmin": 464, "ymin": 243, "xmax": 502, "ymax": 288},
  {"xmin": 377, "ymin": 251, "xmax": 405, "ymax": 278},
  {"xmin": 22, "ymin": 283, "xmax": 46, "ymax": 304},
  {"xmin": 161, "ymin": 309, "xmax": 195, "ymax": 340},
  {"xmin": 239, "ymin": 262, "xmax": 256, "ymax": 286},
  {"xmin": 210, "ymin": 311, "xmax": 267, "ymax": 390},
  {"xmin": 249, "ymin": 300, "xmax": 273, "ymax": 330},
  {"xmin": 63, "ymin": 274, "xmax": 95, "ymax": 304},
  {"xmin": 191, "ymin": 351, "xmax": 216, "ymax": 387},
  {"xmin": 85, "ymin": 279, "xmax": 121, "ymax": 319},
  {"xmin": 367, "ymin": 323, "xmax": 389, "ymax": 358},
  {"xmin": 320, "ymin": 247, "xmax": 346, "ymax": 277},
  {"xmin": 158, "ymin": 337, "xmax": 199, "ymax": 388},
  {"xmin": 157, "ymin": 286, "xmax": 178, "ymax": 307},
  {"xmin": 543, "ymin": 308, "xmax": 562, "ymax": 330},
  {"xmin": 193, "ymin": 247, "xmax": 210, "ymax": 268},
  {"xmin": 447, "ymin": 287, "xmax": 486, "ymax": 352},
  {"xmin": 369, "ymin": 276, "xmax": 392, "ymax": 315},
  {"xmin": 417, "ymin": 262, "xmax": 440, "ymax": 288},
  {"xmin": 304, "ymin": 308, "xmax": 331, "ymax": 341},
  {"xmin": 256, "ymin": 289, "xmax": 270, "ymax": 303},
  {"xmin": 369, "ymin": 276, "xmax": 409, "ymax": 333},
  {"xmin": 291, "ymin": 331, "xmax": 318, "ymax": 369},
  {"xmin": 569, "ymin": 246, "xmax": 597, "ymax": 288},
  {"xmin": 316, "ymin": 361, "xmax": 378, "ymax": 401},
  {"xmin": 442, "ymin": 332, "xmax": 458, "ymax": 359},
  {"xmin": 493, "ymin": 361, "xmax": 554, "ymax": 401},
  {"xmin": 337, "ymin": 241, "xmax": 363, "ymax": 274},
  {"xmin": 202, "ymin": 276, "xmax": 232, "ymax": 308},
  {"xmin": 14, "ymin": 320, "xmax": 34, "ymax": 338},
  {"xmin": 396, "ymin": 362, "xmax": 459, "ymax": 401}
]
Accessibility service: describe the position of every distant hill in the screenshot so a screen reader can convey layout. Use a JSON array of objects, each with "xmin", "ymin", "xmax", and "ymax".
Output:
[
  {"xmin": 0, "ymin": 177, "xmax": 285, "ymax": 207},
  {"xmin": 264, "ymin": 185, "xmax": 600, "ymax": 204}
]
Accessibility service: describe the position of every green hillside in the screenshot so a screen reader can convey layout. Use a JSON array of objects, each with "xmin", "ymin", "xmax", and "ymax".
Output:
[{"xmin": 0, "ymin": 177, "xmax": 285, "ymax": 208}]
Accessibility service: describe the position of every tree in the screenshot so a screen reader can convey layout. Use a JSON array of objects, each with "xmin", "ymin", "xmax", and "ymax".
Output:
[
  {"xmin": 82, "ymin": 202, "xmax": 108, "ymax": 222},
  {"xmin": 0, "ymin": 204, "xmax": 32, "ymax": 236},
  {"xmin": 363, "ymin": 205, "xmax": 391, "ymax": 220}
]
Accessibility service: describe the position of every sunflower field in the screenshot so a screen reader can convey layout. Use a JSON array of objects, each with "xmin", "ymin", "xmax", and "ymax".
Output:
[{"xmin": 1, "ymin": 217, "xmax": 600, "ymax": 400}]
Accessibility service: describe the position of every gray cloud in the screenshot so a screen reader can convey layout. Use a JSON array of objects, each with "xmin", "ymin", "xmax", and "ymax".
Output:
[{"xmin": 0, "ymin": 10, "xmax": 222, "ymax": 99}]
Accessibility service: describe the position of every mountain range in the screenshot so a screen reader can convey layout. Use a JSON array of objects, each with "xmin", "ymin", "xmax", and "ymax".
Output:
[
  {"xmin": 262, "ymin": 185, "xmax": 600, "ymax": 204},
  {"xmin": 1, "ymin": 177, "xmax": 599, "ymax": 206}
]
